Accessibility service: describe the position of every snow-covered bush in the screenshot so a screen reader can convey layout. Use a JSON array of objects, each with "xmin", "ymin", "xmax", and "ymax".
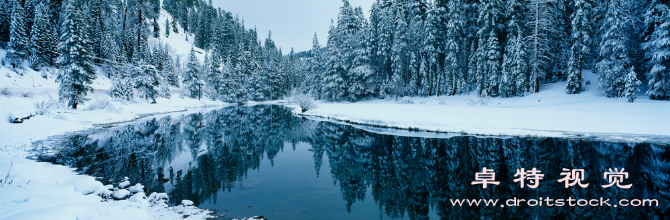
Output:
[
  {"xmin": 0, "ymin": 88, "xmax": 11, "ymax": 97},
  {"xmin": 398, "ymin": 97, "xmax": 415, "ymax": 104},
  {"xmin": 33, "ymin": 99, "xmax": 57, "ymax": 115},
  {"xmin": 291, "ymin": 93, "xmax": 317, "ymax": 112},
  {"xmin": 438, "ymin": 98, "xmax": 448, "ymax": 105},
  {"xmin": 86, "ymin": 98, "xmax": 121, "ymax": 112},
  {"xmin": 20, "ymin": 91, "xmax": 33, "ymax": 98}
]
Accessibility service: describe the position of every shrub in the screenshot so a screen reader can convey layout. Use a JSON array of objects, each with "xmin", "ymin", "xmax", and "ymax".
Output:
[
  {"xmin": 292, "ymin": 93, "xmax": 317, "ymax": 112},
  {"xmin": 87, "ymin": 98, "xmax": 121, "ymax": 112},
  {"xmin": 0, "ymin": 88, "xmax": 11, "ymax": 97},
  {"xmin": 21, "ymin": 91, "xmax": 33, "ymax": 98},
  {"xmin": 398, "ymin": 97, "xmax": 415, "ymax": 104}
]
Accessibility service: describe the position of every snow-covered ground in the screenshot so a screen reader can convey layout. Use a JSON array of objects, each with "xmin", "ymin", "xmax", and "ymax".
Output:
[
  {"xmin": 296, "ymin": 71, "xmax": 670, "ymax": 142},
  {"xmin": 0, "ymin": 67, "xmax": 227, "ymax": 219}
]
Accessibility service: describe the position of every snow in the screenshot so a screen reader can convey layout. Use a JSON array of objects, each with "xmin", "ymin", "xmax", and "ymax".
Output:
[
  {"xmin": 295, "ymin": 71, "xmax": 670, "ymax": 141},
  {"xmin": 151, "ymin": 8, "xmax": 207, "ymax": 65},
  {"xmin": 182, "ymin": 200, "xmax": 194, "ymax": 206},
  {"xmin": 0, "ymin": 153, "xmax": 212, "ymax": 220}
]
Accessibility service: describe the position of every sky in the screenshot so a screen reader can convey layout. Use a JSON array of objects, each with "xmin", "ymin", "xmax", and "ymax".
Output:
[{"xmin": 211, "ymin": 0, "xmax": 375, "ymax": 53}]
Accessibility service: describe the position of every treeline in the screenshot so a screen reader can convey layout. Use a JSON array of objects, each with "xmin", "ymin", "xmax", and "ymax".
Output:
[
  {"xmin": 305, "ymin": 0, "xmax": 670, "ymax": 102},
  {"xmin": 2, "ymin": 0, "xmax": 669, "ymax": 108},
  {"xmin": 0, "ymin": 0, "xmax": 305, "ymax": 108}
]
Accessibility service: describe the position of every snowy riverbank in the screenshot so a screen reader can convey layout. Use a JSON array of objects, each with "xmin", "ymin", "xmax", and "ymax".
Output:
[
  {"xmin": 295, "ymin": 71, "xmax": 670, "ymax": 142},
  {"xmin": 0, "ymin": 67, "xmax": 229, "ymax": 219}
]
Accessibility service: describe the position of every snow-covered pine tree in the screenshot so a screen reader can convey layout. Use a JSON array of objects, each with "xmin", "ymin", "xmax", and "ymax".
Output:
[
  {"xmin": 485, "ymin": 29, "xmax": 502, "ymax": 97},
  {"xmin": 547, "ymin": 0, "xmax": 570, "ymax": 82},
  {"xmin": 162, "ymin": 45, "xmax": 179, "ymax": 88},
  {"xmin": 101, "ymin": 17, "xmax": 121, "ymax": 78},
  {"xmin": 217, "ymin": 60, "xmax": 237, "ymax": 103},
  {"xmin": 182, "ymin": 47, "xmax": 202, "ymax": 99},
  {"xmin": 6, "ymin": 0, "xmax": 29, "ymax": 68},
  {"xmin": 527, "ymin": 0, "xmax": 552, "ymax": 93},
  {"xmin": 132, "ymin": 61, "xmax": 160, "ymax": 103},
  {"xmin": 164, "ymin": 19, "xmax": 170, "ymax": 37},
  {"xmin": 88, "ymin": 0, "xmax": 104, "ymax": 63},
  {"xmin": 110, "ymin": 66, "xmax": 134, "ymax": 101},
  {"xmin": 566, "ymin": 0, "xmax": 592, "ymax": 94},
  {"xmin": 475, "ymin": 0, "xmax": 503, "ymax": 97},
  {"xmin": 391, "ymin": 6, "xmax": 408, "ymax": 98},
  {"xmin": 501, "ymin": 0, "xmax": 528, "ymax": 97},
  {"xmin": 596, "ymin": 0, "xmax": 631, "ymax": 98},
  {"xmin": 306, "ymin": 32, "xmax": 323, "ymax": 98},
  {"xmin": 419, "ymin": 57, "xmax": 430, "ymax": 96},
  {"xmin": 409, "ymin": 52, "xmax": 419, "ymax": 95},
  {"xmin": 643, "ymin": 1, "xmax": 670, "ymax": 100},
  {"xmin": 444, "ymin": 0, "xmax": 464, "ymax": 96},
  {"xmin": 56, "ymin": 0, "xmax": 96, "ymax": 109},
  {"xmin": 347, "ymin": 41, "xmax": 374, "ymax": 101},
  {"xmin": 29, "ymin": 2, "xmax": 54, "ymax": 70},
  {"xmin": 624, "ymin": 66, "xmax": 641, "ymax": 102},
  {"xmin": 322, "ymin": 20, "xmax": 347, "ymax": 101},
  {"xmin": 153, "ymin": 18, "xmax": 160, "ymax": 38},
  {"xmin": 171, "ymin": 18, "xmax": 178, "ymax": 34},
  {"xmin": 0, "ymin": 0, "xmax": 10, "ymax": 48},
  {"xmin": 205, "ymin": 51, "xmax": 224, "ymax": 101}
]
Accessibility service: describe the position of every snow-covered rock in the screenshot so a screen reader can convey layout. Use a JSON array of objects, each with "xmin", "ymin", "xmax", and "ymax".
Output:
[
  {"xmin": 129, "ymin": 183, "xmax": 145, "ymax": 193},
  {"xmin": 113, "ymin": 189, "xmax": 131, "ymax": 199},
  {"xmin": 182, "ymin": 200, "xmax": 194, "ymax": 206},
  {"xmin": 65, "ymin": 176, "xmax": 105, "ymax": 195}
]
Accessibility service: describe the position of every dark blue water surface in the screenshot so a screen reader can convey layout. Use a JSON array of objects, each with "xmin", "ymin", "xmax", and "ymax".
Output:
[{"xmin": 38, "ymin": 105, "xmax": 670, "ymax": 220}]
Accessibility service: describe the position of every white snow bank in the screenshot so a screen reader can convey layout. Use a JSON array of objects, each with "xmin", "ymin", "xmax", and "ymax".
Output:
[
  {"xmin": 0, "ymin": 154, "xmax": 212, "ymax": 220},
  {"xmin": 296, "ymin": 71, "xmax": 670, "ymax": 140}
]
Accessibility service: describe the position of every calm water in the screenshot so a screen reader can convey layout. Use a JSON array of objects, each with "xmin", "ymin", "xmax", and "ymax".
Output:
[{"xmin": 38, "ymin": 105, "xmax": 670, "ymax": 220}]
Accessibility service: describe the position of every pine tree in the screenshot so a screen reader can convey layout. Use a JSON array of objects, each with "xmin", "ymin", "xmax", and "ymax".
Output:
[
  {"xmin": 171, "ymin": 18, "xmax": 179, "ymax": 34},
  {"xmin": 205, "ymin": 52, "xmax": 224, "ymax": 101},
  {"xmin": 88, "ymin": 0, "xmax": 104, "ymax": 63},
  {"xmin": 444, "ymin": 0, "xmax": 464, "ymax": 96},
  {"xmin": 408, "ymin": 52, "xmax": 419, "ymax": 95},
  {"xmin": 6, "ymin": 0, "xmax": 29, "ymax": 68},
  {"xmin": 153, "ymin": 18, "xmax": 160, "ymax": 38},
  {"xmin": 29, "ymin": 2, "xmax": 54, "ymax": 70},
  {"xmin": 485, "ymin": 30, "xmax": 502, "ymax": 97},
  {"xmin": 566, "ymin": 0, "xmax": 592, "ymax": 94},
  {"xmin": 110, "ymin": 66, "xmax": 134, "ymax": 101},
  {"xmin": 391, "ymin": 6, "xmax": 408, "ymax": 98},
  {"xmin": 501, "ymin": 0, "xmax": 528, "ymax": 97},
  {"xmin": 347, "ymin": 45, "xmax": 374, "ymax": 101},
  {"xmin": 643, "ymin": 2, "xmax": 670, "ymax": 100},
  {"xmin": 162, "ymin": 45, "xmax": 179, "ymax": 88},
  {"xmin": 322, "ymin": 21, "xmax": 347, "ymax": 101},
  {"xmin": 56, "ymin": 0, "xmax": 96, "ymax": 109},
  {"xmin": 597, "ymin": 0, "xmax": 631, "ymax": 98},
  {"xmin": 527, "ymin": 0, "xmax": 552, "ymax": 93},
  {"xmin": 132, "ymin": 61, "xmax": 160, "ymax": 103},
  {"xmin": 165, "ymin": 19, "xmax": 170, "ymax": 37},
  {"xmin": 182, "ymin": 47, "xmax": 202, "ymax": 99},
  {"xmin": 306, "ymin": 32, "xmax": 323, "ymax": 97},
  {"xmin": 422, "ymin": 4, "xmax": 445, "ymax": 96},
  {"xmin": 475, "ymin": 0, "xmax": 503, "ymax": 97},
  {"xmin": 0, "ymin": 0, "xmax": 11, "ymax": 48},
  {"xmin": 101, "ymin": 17, "xmax": 121, "ymax": 78},
  {"xmin": 624, "ymin": 66, "xmax": 641, "ymax": 102}
]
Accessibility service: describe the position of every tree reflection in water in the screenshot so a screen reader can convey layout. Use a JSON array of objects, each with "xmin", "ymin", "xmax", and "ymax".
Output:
[{"xmin": 40, "ymin": 105, "xmax": 670, "ymax": 220}]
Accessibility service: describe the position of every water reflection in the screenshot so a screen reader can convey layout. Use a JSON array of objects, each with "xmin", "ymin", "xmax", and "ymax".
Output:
[{"xmin": 39, "ymin": 105, "xmax": 670, "ymax": 220}]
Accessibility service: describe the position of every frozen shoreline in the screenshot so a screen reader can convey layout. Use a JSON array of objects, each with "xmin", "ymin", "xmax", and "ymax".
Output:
[{"xmin": 293, "ymin": 71, "xmax": 670, "ymax": 142}]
